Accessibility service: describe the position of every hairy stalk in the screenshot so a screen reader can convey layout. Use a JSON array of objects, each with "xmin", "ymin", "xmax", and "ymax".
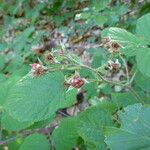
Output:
[
  {"xmin": 68, "ymin": 54, "xmax": 145, "ymax": 104},
  {"xmin": 118, "ymin": 55, "xmax": 144, "ymax": 104},
  {"xmin": 119, "ymin": 53, "xmax": 130, "ymax": 84},
  {"xmin": 64, "ymin": 54, "xmax": 127, "ymax": 86},
  {"xmin": 49, "ymin": 53, "xmax": 144, "ymax": 104}
]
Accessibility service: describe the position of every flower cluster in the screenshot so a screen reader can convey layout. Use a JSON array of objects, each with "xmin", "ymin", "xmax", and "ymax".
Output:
[
  {"xmin": 70, "ymin": 75, "xmax": 85, "ymax": 88},
  {"xmin": 107, "ymin": 59, "xmax": 121, "ymax": 72},
  {"xmin": 101, "ymin": 37, "xmax": 121, "ymax": 53},
  {"xmin": 31, "ymin": 63, "xmax": 47, "ymax": 77}
]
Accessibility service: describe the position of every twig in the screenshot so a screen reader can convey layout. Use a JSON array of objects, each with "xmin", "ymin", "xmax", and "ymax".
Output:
[
  {"xmin": 119, "ymin": 53, "xmax": 130, "ymax": 84},
  {"xmin": 0, "ymin": 124, "xmax": 57, "ymax": 146},
  {"xmin": 129, "ymin": 70, "xmax": 137, "ymax": 85},
  {"xmin": 64, "ymin": 54, "xmax": 127, "ymax": 86}
]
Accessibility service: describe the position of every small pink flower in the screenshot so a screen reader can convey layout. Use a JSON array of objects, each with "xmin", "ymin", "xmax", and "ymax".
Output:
[
  {"xmin": 31, "ymin": 63, "xmax": 40, "ymax": 70},
  {"xmin": 31, "ymin": 63, "xmax": 46, "ymax": 77}
]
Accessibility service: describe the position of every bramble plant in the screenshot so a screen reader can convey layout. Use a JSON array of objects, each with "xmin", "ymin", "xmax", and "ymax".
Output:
[{"xmin": 0, "ymin": 0, "xmax": 150, "ymax": 150}]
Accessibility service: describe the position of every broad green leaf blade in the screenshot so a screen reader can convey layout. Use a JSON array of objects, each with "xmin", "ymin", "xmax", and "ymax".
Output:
[
  {"xmin": 105, "ymin": 104, "xmax": 150, "ymax": 150},
  {"xmin": 136, "ymin": 48, "xmax": 150, "ymax": 77},
  {"xmin": 101, "ymin": 27, "xmax": 148, "ymax": 56},
  {"xmin": 135, "ymin": 71, "xmax": 150, "ymax": 91},
  {"xmin": 25, "ymin": 3, "xmax": 45, "ymax": 23},
  {"xmin": 62, "ymin": 88, "xmax": 77, "ymax": 108},
  {"xmin": 82, "ymin": 82, "xmax": 98, "ymax": 99},
  {"xmin": 136, "ymin": 13, "xmax": 150, "ymax": 40},
  {"xmin": 19, "ymin": 133, "xmax": 50, "ymax": 150},
  {"xmin": 77, "ymin": 105, "xmax": 113, "ymax": 150},
  {"xmin": 5, "ymin": 72, "xmax": 65, "ymax": 122},
  {"xmin": 30, "ymin": 115, "xmax": 55, "ymax": 129},
  {"xmin": 52, "ymin": 117, "xmax": 78, "ymax": 150},
  {"xmin": 102, "ymin": 27, "xmax": 137, "ymax": 46},
  {"xmin": 7, "ymin": 139, "xmax": 23, "ymax": 150},
  {"xmin": 93, "ymin": 15, "xmax": 107, "ymax": 26},
  {"xmin": 1, "ymin": 112, "xmax": 32, "ymax": 131},
  {"xmin": 111, "ymin": 92, "xmax": 138, "ymax": 108},
  {"xmin": 0, "ymin": 76, "xmax": 21, "ymax": 107}
]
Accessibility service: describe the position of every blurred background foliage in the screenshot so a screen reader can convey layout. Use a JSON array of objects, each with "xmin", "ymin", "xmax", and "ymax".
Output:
[{"xmin": 0, "ymin": 0, "xmax": 149, "ymax": 96}]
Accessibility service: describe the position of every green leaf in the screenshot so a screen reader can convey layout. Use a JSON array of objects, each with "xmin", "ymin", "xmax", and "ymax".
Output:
[
  {"xmin": 77, "ymin": 105, "xmax": 113, "ymax": 150},
  {"xmin": 91, "ymin": 0, "xmax": 111, "ymax": 11},
  {"xmin": 13, "ymin": 26, "xmax": 35, "ymax": 51},
  {"xmin": 89, "ymin": 98, "xmax": 117, "ymax": 114},
  {"xmin": 19, "ymin": 133, "xmax": 50, "ymax": 150},
  {"xmin": 75, "ymin": 12, "xmax": 91, "ymax": 20},
  {"xmin": 93, "ymin": 15, "xmax": 107, "ymax": 26},
  {"xmin": 135, "ymin": 71, "xmax": 150, "ymax": 91},
  {"xmin": 0, "ymin": 75, "xmax": 21, "ymax": 107},
  {"xmin": 136, "ymin": 48, "xmax": 150, "ymax": 77},
  {"xmin": 8, "ymin": 139, "xmax": 23, "ymax": 150},
  {"xmin": 136, "ymin": 13, "xmax": 150, "ymax": 40},
  {"xmin": 82, "ymin": 82, "xmax": 97, "ymax": 99},
  {"xmin": 5, "ymin": 72, "xmax": 65, "ymax": 122},
  {"xmin": 62, "ymin": 88, "xmax": 77, "ymax": 108},
  {"xmin": 111, "ymin": 92, "xmax": 138, "ymax": 108},
  {"xmin": 105, "ymin": 104, "xmax": 150, "ymax": 150},
  {"xmin": 0, "ymin": 73, "xmax": 6, "ymax": 83},
  {"xmin": 101, "ymin": 27, "xmax": 148, "ymax": 56},
  {"xmin": 89, "ymin": 48, "xmax": 104, "ymax": 69},
  {"xmin": 1, "ymin": 112, "xmax": 32, "ymax": 131},
  {"xmin": 0, "ymin": 56, "xmax": 5, "ymax": 70},
  {"xmin": 25, "ymin": 3, "xmax": 45, "ymax": 23},
  {"xmin": 30, "ymin": 115, "xmax": 55, "ymax": 129},
  {"xmin": 102, "ymin": 27, "xmax": 137, "ymax": 46},
  {"xmin": 99, "ymin": 83, "xmax": 112, "ymax": 95},
  {"xmin": 52, "ymin": 117, "xmax": 78, "ymax": 150}
]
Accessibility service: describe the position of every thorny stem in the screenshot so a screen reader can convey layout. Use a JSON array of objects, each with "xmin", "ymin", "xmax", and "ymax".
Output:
[
  {"xmin": 0, "ymin": 136, "xmax": 17, "ymax": 146},
  {"xmin": 47, "ymin": 64, "xmax": 80, "ymax": 72},
  {"xmin": 129, "ymin": 70, "xmax": 137, "ymax": 85},
  {"xmin": 64, "ymin": 55, "xmax": 127, "ymax": 86},
  {"xmin": 118, "ymin": 54, "xmax": 144, "ymax": 104},
  {"xmin": 63, "ymin": 54, "xmax": 144, "ymax": 104},
  {"xmin": 57, "ymin": 110, "xmax": 70, "ymax": 117},
  {"xmin": 119, "ymin": 56, "xmax": 144, "ymax": 104},
  {"xmin": 80, "ymin": 65, "xmax": 127, "ymax": 86},
  {"xmin": 51, "ymin": 54, "xmax": 144, "ymax": 104}
]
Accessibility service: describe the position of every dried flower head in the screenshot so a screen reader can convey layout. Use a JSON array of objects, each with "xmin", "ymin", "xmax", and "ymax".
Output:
[
  {"xmin": 31, "ymin": 63, "xmax": 46, "ymax": 77},
  {"xmin": 70, "ymin": 75, "xmax": 84, "ymax": 88},
  {"xmin": 107, "ymin": 59, "xmax": 121, "ymax": 72},
  {"xmin": 108, "ymin": 42, "xmax": 121, "ymax": 53},
  {"xmin": 44, "ymin": 52, "xmax": 54, "ymax": 64},
  {"xmin": 102, "ymin": 37, "xmax": 110, "ymax": 45}
]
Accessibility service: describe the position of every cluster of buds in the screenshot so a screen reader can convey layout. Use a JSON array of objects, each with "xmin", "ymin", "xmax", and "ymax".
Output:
[
  {"xmin": 70, "ymin": 75, "xmax": 85, "ymax": 88},
  {"xmin": 101, "ymin": 37, "xmax": 110, "ymax": 48},
  {"xmin": 101, "ymin": 37, "xmax": 121, "ymax": 53},
  {"xmin": 44, "ymin": 52, "xmax": 54, "ymax": 64},
  {"xmin": 107, "ymin": 59, "xmax": 121, "ymax": 73},
  {"xmin": 31, "ymin": 63, "xmax": 47, "ymax": 77},
  {"xmin": 109, "ymin": 42, "xmax": 121, "ymax": 53}
]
